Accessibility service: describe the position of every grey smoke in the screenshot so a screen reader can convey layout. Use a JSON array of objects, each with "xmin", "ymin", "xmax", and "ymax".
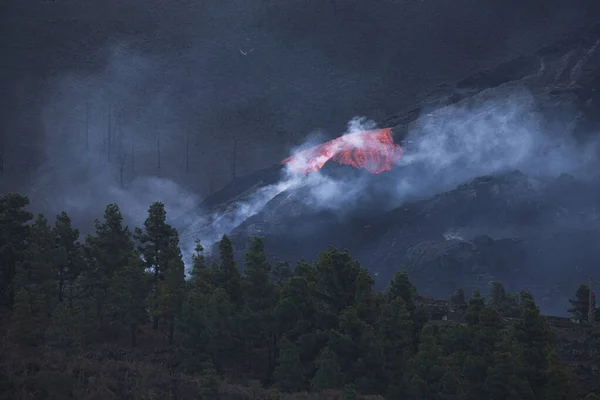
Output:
[
  {"xmin": 30, "ymin": 44, "xmax": 200, "ymax": 230},
  {"xmin": 180, "ymin": 85, "xmax": 599, "ymax": 267}
]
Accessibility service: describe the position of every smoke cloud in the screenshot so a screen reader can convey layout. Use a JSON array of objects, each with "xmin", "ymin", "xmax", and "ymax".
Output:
[
  {"xmin": 30, "ymin": 44, "xmax": 200, "ymax": 230},
  {"xmin": 180, "ymin": 85, "xmax": 599, "ymax": 268}
]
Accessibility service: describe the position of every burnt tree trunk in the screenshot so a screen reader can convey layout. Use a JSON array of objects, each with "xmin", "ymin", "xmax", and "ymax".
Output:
[
  {"xmin": 85, "ymin": 99, "xmax": 89, "ymax": 151},
  {"xmin": 185, "ymin": 131, "xmax": 190, "ymax": 173},
  {"xmin": 232, "ymin": 136, "xmax": 238, "ymax": 179},
  {"xmin": 107, "ymin": 104, "xmax": 112, "ymax": 161},
  {"xmin": 157, "ymin": 132, "xmax": 161, "ymax": 170},
  {"xmin": 131, "ymin": 141, "xmax": 135, "ymax": 174}
]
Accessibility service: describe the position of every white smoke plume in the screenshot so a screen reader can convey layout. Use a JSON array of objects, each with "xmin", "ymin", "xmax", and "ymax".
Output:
[{"xmin": 179, "ymin": 86, "xmax": 599, "ymax": 268}]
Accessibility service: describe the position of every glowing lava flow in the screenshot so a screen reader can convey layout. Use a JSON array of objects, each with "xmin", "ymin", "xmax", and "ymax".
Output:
[{"xmin": 282, "ymin": 128, "xmax": 403, "ymax": 174}]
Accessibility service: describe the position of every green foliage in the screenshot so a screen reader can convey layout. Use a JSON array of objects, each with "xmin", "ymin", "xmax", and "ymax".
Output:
[
  {"xmin": 12, "ymin": 287, "xmax": 35, "ymax": 345},
  {"xmin": 107, "ymin": 255, "xmax": 149, "ymax": 346},
  {"xmin": 215, "ymin": 235, "xmax": 243, "ymax": 307},
  {"xmin": 53, "ymin": 211, "xmax": 83, "ymax": 307},
  {"xmin": 310, "ymin": 347, "xmax": 345, "ymax": 391},
  {"xmin": 45, "ymin": 302, "xmax": 78, "ymax": 351},
  {"xmin": 0, "ymin": 193, "xmax": 595, "ymax": 399},
  {"xmin": 84, "ymin": 203, "xmax": 134, "ymax": 323},
  {"xmin": 450, "ymin": 288, "xmax": 467, "ymax": 306},
  {"xmin": 0, "ymin": 193, "xmax": 32, "ymax": 308},
  {"xmin": 197, "ymin": 359, "xmax": 220, "ymax": 399},
  {"xmin": 273, "ymin": 336, "xmax": 305, "ymax": 392}
]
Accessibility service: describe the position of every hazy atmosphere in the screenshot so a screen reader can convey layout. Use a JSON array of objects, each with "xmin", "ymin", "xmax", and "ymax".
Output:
[
  {"xmin": 3, "ymin": 0, "xmax": 600, "ymax": 225},
  {"xmin": 4, "ymin": 2, "xmax": 600, "ymax": 398}
]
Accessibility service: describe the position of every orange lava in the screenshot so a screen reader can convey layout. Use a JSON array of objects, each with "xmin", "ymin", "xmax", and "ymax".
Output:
[{"xmin": 282, "ymin": 128, "xmax": 403, "ymax": 174}]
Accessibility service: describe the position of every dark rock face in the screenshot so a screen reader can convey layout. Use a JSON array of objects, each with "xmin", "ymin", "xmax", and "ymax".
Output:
[{"xmin": 184, "ymin": 23, "xmax": 600, "ymax": 315}]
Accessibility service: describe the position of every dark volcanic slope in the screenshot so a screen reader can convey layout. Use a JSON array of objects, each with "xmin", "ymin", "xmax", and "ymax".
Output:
[
  {"xmin": 184, "ymin": 23, "xmax": 600, "ymax": 315},
  {"xmin": 388, "ymin": 23, "xmax": 600, "ymax": 143}
]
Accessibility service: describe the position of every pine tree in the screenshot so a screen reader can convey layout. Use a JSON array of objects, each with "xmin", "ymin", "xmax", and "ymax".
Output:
[
  {"xmin": 84, "ymin": 204, "xmax": 134, "ymax": 323},
  {"xmin": 135, "ymin": 201, "xmax": 181, "ymax": 329},
  {"xmin": 310, "ymin": 347, "xmax": 345, "ymax": 391},
  {"xmin": 450, "ymin": 288, "xmax": 467, "ymax": 306},
  {"xmin": 315, "ymin": 248, "xmax": 373, "ymax": 317},
  {"xmin": 513, "ymin": 291, "xmax": 553, "ymax": 397},
  {"xmin": 178, "ymin": 295, "xmax": 212, "ymax": 372},
  {"xmin": 189, "ymin": 239, "xmax": 214, "ymax": 297},
  {"xmin": 243, "ymin": 237, "xmax": 279, "ymax": 373},
  {"xmin": 16, "ymin": 214, "xmax": 58, "ymax": 312},
  {"xmin": 244, "ymin": 237, "xmax": 276, "ymax": 312},
  {"xmin": 378, "ymin": 296, "xmax": 413, "ymax": 394},
  {"xmin": 12, "ymin": 287, "xmax": 35, "ymax": 345},
  {"xmin": 53, "ymin": 211, "xmax": 83, "ymax": 308},
  {"xmin": 387, "ymin": 271, "xmax": 417, "ymax": 313},
  {"xmin": 204, "ymin": 288, "xmax": 237, "ymax": 371},
  {"xmin": 568, "ymin": 284, "xmax": 594, "ymax": 321},
  {"xmin": 198, "ymin": 359, "xmax": 220, "ymax": 399},
  {"xmin": 0, "ymin": 193, "xmax": 33, "ymax": 309},
  {"xmin": 407, "ymin": 325, "xmax": 447, "ymax": 399},
  {"xmin": 156, "ymin": 254, "xmax": 185, "ymax": 345},
  {"xmin": 214, "ymin": 235, "xmax": 243, "ymax": 307},
  {"xmin": 273, "ymin": 336, "xmax": 304, "ymax": 392},
  {"xmin": 484, "ymin": 339, "xmax": 528, "ymax": 400},
  {"xmin": 275, "ymin": 276, "xmax": 317, "ymax": 341},
  {"xmin": 465, "ymin": 290, "xmax": 485, "ymax": 326},
  {"xmin": 489, "ymin": 281, "xmax": 508, "ymax": 308},
  {"xmin": 107, "ymin": 255, "xmax": 149, "ymax": 346},
  {"xmin": 45, "ymin": 302, "xmax": 77, "ymax": 352}
]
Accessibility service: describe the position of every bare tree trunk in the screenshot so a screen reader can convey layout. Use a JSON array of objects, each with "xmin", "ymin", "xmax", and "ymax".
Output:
[
  {"xmin": 85, "ymin": 99, "xmax": 89, "ymax": 151},
  {"xmin": 116, "ymin": 125, "xmax": 127, "ymax": 188},
  {"xmin": 185, "ymin": 131, "xmax": 190, "ymax": 173},
  {"xmin": 118, "ymin": 151, "xmax": 126, "ymax": 189},
  {"xmin": 107, "ymin": 104, "xmax": 112, "ymax": 161},
  {"xmin": 156, "ymin": 132, "xmax": 161, "ymax": 169},
  {"xmin": 131, "ymin": 141, "xmax": 135, "ymax": 174},
  {"xmin": 232, "ymin": 136, "xmax": 238, "ymax": 179}
]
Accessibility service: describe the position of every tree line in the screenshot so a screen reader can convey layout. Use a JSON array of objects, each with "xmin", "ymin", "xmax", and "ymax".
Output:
[{"xmin": 0, "ymin": 192, "xmax": 597, "ymax": 399}]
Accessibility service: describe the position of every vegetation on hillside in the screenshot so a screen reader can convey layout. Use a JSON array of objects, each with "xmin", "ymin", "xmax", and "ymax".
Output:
[{"xmin": 0, "ymin": 192, "xmax": 595, "ymax": 399}]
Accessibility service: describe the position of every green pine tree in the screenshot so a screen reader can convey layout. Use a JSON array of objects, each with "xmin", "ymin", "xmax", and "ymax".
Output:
[
  {"xmin": 156, "ymin": 255, "xmax": 185, "ymax": 345},
  {"xmin": 45, "ymin": 302, "xmax": 77, "ymax": 352},
  {"xmin": 568, "ymin": 284, "xmax": 594, "ymax": 321},
  {"xmin": 107, "ymin": 255, "xmax": 149, "ymax": 346},
  {"xmin": 135, "ymin": 201, "xmax": 182, "ymax": 329},
  {"xmin": 198, "ymin": 359, "xmax": 220, "ymax": 399},
  {"xmin": 310, "ymin": 347, "xmax": 345, "ymax": 392},
  {"xmin": 84, "ymin": 203, "xmax": 134, "ymax": 323},
  {"xmin": 12, "ymin": 287, "xmax": 35, "ymax": 345},
  {"xmin": 0, "ymin": 193, "xmax": 33, "ymax": 309},
  {"xmin": 53, "ymin": 211, "xmax": 83, "ymax": 308},
  {"xmin": 16, "ymin": 213, "xmax": 58, "ymax": 312},
  {"xmin": 214, "ymin": 235, "xmax": 243, "ymax": 307},
  {"xmin": 273, "ymin": 336, "xmax": 304, "ymax": 392}
]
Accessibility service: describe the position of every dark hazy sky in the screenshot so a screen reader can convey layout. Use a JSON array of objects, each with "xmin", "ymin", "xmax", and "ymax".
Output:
[{"xmin": 2, "ymin": 0, "xmax": 600, "ymax": 198}]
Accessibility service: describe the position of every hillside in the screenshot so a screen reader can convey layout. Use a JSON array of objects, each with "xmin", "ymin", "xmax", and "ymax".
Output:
[
  {"xmin": 181, "ymin": 22, "xmax": 600, "ymax": 316},
  {"xmin": 0, "ymin": 192, "xmax": 599, "ymax": 399}
]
